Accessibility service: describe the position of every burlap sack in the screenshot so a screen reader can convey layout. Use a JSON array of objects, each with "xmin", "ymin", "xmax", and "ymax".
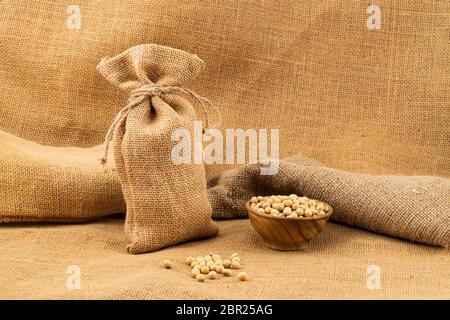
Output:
[
  {"xmin": 0, "ymin": 130, "xmax": 124, "ymax": 222},
  {"xmin": 97, "ymin": 44, "xmax": 219, "ymax": 254},
  {"xmin": 208, "ymin": 155, "xmax": 450, "ymax": 247}
]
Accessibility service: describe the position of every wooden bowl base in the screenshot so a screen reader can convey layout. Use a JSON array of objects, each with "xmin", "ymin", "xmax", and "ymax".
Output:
[{"xmin": 266, "ymin": 240, "xmax": 310, "ymax": 251}]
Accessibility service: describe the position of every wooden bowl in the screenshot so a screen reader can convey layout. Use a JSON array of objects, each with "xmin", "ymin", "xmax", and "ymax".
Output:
[{"xmin": 246, "ymin": 201, "xmax": 333, "ymax": 251}]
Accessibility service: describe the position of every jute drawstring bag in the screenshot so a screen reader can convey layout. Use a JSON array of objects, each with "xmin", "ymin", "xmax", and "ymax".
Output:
[
  {"xmin": 97, "ymin": 44, "xmax": 219, "ymax": 254},
  {"xmin": 208, "ymin": 155, "xmax": 450, "ymax": 247}
]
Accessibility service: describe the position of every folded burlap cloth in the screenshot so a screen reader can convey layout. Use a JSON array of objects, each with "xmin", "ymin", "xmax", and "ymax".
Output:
[{"xmin": 208, "ymin": 156, "xmax": 450, "ymax": 247}]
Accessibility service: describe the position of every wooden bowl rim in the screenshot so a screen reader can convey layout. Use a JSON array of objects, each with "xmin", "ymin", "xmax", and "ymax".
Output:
[{"xmin": 245, "ymin": 200, "xmax": 333, "ymax": 221}]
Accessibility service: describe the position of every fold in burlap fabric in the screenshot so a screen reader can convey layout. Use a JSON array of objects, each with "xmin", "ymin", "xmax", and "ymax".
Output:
[
  {"xmin": 208, "ymin": 155, "xmax": 450, "ymax": 247},
  {"xmin": 97, "ymin": 44, "xmax": 218, "ymax": 254},
  {"xmin": 0, "ymin": 131, "xmax": 125, "ymax": 222},
  {"xmin": 1, "ymin": 1, "xmax": 447, "ymax": 179}
]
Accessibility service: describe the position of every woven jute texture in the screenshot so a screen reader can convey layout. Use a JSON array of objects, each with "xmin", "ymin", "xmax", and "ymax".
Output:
[
  {"xmin": 0, "ymin": 130, "xmax": 125, "ymax": 222},
  {"xmin": 0, "ymin": 217, "xmax": 449, "ymax": 299},
  {"xmin": 209, "ymin": 156, "xmax": 450, "ymax": 247},
  {"xmin": 0, "ymin": 1, "xmax": 448, "ymax": 223},
  {"xmin": 0, "ymin": 0, "xmax": 448, "ymax": 179},
  {"xmin": 97, "ymin": 44, "xmax": 218, "ymax": 254}
]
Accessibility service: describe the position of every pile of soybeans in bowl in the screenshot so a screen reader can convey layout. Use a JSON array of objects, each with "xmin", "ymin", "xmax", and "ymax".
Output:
[{"xmin": 249, "ymin": 194, "xmax": 331, "ymax": 219}]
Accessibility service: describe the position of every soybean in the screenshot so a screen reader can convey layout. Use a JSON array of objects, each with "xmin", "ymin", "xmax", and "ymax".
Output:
[
  {"xmin": 238, "ymin": 272, "xmax": 249, "ymax": 281},
  {"xmin": 163, "ymin": 260, "xmax": 173, "ymax": 269}
]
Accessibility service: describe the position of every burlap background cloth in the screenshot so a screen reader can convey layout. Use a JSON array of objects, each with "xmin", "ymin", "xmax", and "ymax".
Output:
[
  {"xmin": 1, "ymin": 217, "xmax": 449, "ymax": 299},
  {"xmin": 1, "ymin": 0, "xmax": 448, "ymax": 179}
]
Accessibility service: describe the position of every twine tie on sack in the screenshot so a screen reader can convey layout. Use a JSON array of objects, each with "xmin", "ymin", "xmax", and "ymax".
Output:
[{"xmin": 100, "ymin": 84, "xmax": 222, "ymax": 164}]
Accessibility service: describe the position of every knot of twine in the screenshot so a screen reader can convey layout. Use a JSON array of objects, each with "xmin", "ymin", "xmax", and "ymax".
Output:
[{"xmin": 100, "ymin": 84, "xmax": 222, "ymax": 164}]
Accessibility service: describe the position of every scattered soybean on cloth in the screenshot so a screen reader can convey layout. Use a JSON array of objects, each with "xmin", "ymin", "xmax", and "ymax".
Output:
[
  {"xmin": 97, "ymin": 44, "xmax": 219, "ymax": 254},
  {"xmin": 208, "ymin": 155, "xmax": 450, "ymax": 247}
]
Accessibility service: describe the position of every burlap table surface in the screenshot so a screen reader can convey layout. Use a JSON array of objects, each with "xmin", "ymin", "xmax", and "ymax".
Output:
[
  {"xmin": 0, "ymin": 217, "xmax": 449, "ymax": 299},
  {"xmin": 1, "ymin": 0, "xmax": 448, "ymax": 180}
]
